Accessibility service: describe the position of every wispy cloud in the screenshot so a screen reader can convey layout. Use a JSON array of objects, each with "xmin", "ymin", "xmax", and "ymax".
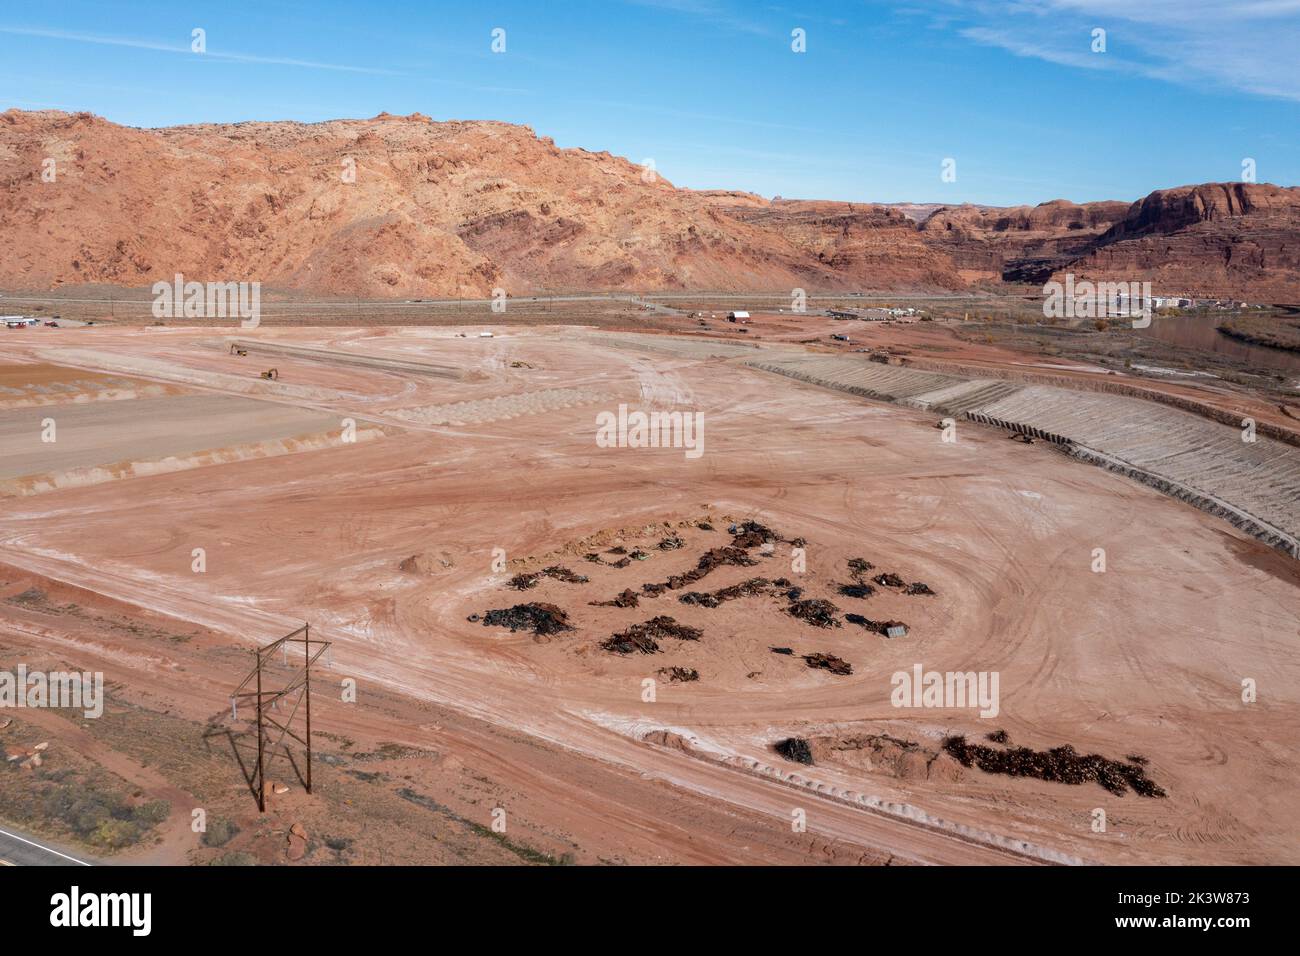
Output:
[
  {"xmin": 926, "ymin": 0, "xmax": 1300, "ymax": 102},
  {"xmin": 624, "ymin": 0, "xmax": 776, "ymax": 37},
  {"xmin": 0, "ymin": 25, "xmax": 408, "ymax": 76}
]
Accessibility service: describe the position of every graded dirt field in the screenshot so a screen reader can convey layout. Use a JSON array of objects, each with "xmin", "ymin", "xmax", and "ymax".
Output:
[
  {"xmin": 0, "ymin": 394, "xmax": 347, "ymax": 483},
  {"xmin": 1, "ymin": 321, "xmax": 1297, "ymax": 866}
]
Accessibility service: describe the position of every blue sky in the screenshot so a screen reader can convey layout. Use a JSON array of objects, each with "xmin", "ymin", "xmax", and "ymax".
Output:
[{"xmin": 3, "ymin": 0, "xmax": 1298, "ymax": 205}]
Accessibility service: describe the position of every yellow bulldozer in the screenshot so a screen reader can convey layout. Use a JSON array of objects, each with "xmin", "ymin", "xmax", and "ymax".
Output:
[
  {"xmin": 229, "ymin": 343, "xmax": 248, "ymax": 356},
  {"xmin": 260, "ymin": 368, "xmax": 278, "ymax": 380}
]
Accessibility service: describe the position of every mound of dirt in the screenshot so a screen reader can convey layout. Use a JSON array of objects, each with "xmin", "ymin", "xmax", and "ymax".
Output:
[
  {"xmin": 643, "ymin": 730, "xmax": 693, "ymax": 751},
  {"xmin": 809, "ymin": 733, "xmax": 965, "ymax": 782},
  {"xmin": 397, "ymin": 551, "xmax": 454, "ymax": 574}
]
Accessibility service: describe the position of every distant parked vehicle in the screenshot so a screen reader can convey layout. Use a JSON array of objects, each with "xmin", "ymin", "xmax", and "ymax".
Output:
[
  {"xmin": 831, "ymin": 333, "xmax": 850, "ymax": 342},
  {"xmin": 44, "ymin": 321, "xmax": 59, "ymax": 327}
]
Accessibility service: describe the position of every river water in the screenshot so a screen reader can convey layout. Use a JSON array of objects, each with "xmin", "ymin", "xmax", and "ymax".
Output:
[{"xmin": 1136, "ymin": 312, "xmax": 1300, "ymax": 376}]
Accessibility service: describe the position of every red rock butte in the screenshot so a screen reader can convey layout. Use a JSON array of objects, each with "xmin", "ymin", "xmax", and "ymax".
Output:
[{"xmin": 3, "ymin": 109, "xmax": 1299, "ymax": 299}]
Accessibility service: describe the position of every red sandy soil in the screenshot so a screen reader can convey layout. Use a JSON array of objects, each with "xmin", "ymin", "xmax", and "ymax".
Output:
[{"xmin": 1, "ymin": 322, "xmax": 1297, "ymax": 865}]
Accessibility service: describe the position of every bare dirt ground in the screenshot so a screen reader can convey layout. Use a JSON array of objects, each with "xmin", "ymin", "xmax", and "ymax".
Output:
[{"xmin": 1, "ymin": 320, "xmax": 1297, "ymax": 865}]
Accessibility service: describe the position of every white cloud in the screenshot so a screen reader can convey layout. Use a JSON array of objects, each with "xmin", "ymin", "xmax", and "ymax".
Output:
[
  {"xmin": 935, "ymin": 0, "xmax": 1300, "ymax": 101},
  {"xmin": 0, "ymin": 26, "xmax": 407, "ymax": 76}
]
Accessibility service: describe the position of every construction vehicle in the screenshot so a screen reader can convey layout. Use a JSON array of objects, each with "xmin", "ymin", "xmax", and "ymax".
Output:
[
  {"xmin": 260, "ymin": 368, "xmax": 278, "ymax": 380},
  {"xmin": 230, "ymin": 343, "xmax": 248, "ymax": 356}
]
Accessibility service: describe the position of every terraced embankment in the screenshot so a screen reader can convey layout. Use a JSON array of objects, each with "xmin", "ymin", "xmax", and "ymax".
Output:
[
  {"xmin": 750, "ymin": 355, "xmax": 1300, "ymax": 558},
  {"xmin": 0, "ymin": 393, "xmax": 377, "ymax": 495},
  {"xmin": 222, "ymin": 339, "xmax": 460, "ymax": 378}
]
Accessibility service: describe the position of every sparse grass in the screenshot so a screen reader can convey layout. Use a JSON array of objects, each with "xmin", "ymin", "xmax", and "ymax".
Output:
[{"xmin": 201, "ymin": 817, "xmax": 239, "ymax": 848}]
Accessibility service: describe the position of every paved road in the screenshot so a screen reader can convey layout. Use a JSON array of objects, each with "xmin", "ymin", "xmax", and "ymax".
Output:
[{"xmin": 0, "ymin": 824, "xmax": 92, "ymax": 866}]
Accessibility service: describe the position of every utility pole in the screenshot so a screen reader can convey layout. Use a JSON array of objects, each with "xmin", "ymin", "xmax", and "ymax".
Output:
[
  {"xmin": 227, "ymin": 624, "xmax": 330, "ymax": 813},
  {"xmin": 304, "ymin": 623, "xmax": 312, "ymax": 794},
  {"xmin": 255, "ymin": 653, "xmax": 265, "ymax": 812}
]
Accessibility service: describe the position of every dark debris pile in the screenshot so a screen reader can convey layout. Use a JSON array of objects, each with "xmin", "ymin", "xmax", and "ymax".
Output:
[
  {"xmin": 544, "ymin": 565, "xmax": 588, "ymax": 583},
  {"xmin": 678, "ymin": 577, "xmax": 774, "ymax": 608},
  {"xmin": 729, "ymin": 520, "xmax": 780, "ymax": 549},
  {"xmin": 787, "ymin": 598, "xmax": 842, "ymax": 628},
  {"xmin": 837, "ymin": 582, "xmax": 875, "ymax": 599},
  {"xmin": 601, "ymin": 616, "xmax": 702, "ymax": 655},
  {"xmin": 476, "ymin": 603, "xmax": 573, "ymax": 636},
  {"xmin": 847, "ymin": 557, "xmax": 874, "ymax": 577},
  {"xmin": 658, "ymin": 666, "xmax": 699, "ymax": 683},
  {"xmin": 642, "ymin": 546, "xmax": 758, "ymax": 595},
  {"xmin": 774, "ymin": 737, "xmax": 814, "ymax": 764},
  {"xmin": 845, "ymin": 614, "xmax": 907, "ymax": 636},
  {"xmin": 589, "ymin": 588, "xmax": 640, "ymax": 609},
  {"xmin": 803, "ymin": 652, "xmax": 852, "ymax": 675},
  {"xmin": 509, "ymin": 565, "xmax": 590, "ymax": 589},
  {"xmin": 942, "ymin": 736, "xmax": 1167, "ymax": 797}
]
